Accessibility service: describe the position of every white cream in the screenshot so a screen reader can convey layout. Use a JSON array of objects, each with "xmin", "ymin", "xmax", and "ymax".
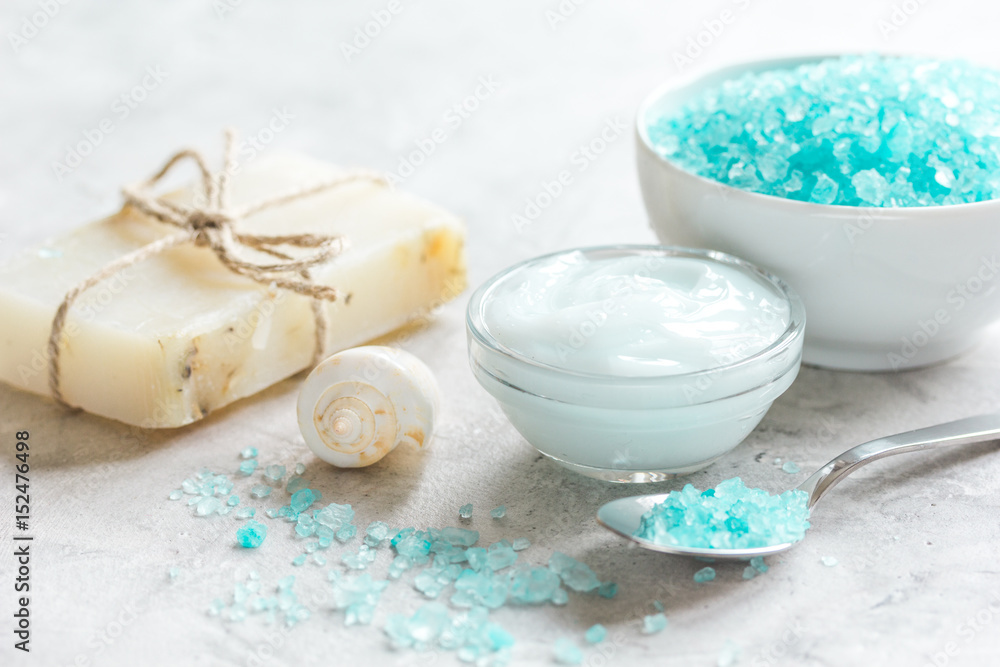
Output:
[
  {"xmin": 467, "ymin": 247, "xmax": 805, "ymax": 482},
  {"xmin": 482, "ymin": 251, "xmax": 790, "ymax": 376}
]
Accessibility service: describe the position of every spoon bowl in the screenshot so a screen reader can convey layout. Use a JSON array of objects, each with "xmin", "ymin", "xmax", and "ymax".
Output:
[{"xmin": 597, "ymin": 413, "xmax": 1000, "ymax": 561}]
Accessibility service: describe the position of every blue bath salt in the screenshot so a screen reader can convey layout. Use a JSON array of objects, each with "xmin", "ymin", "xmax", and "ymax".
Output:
[
  {"xmin": 250, "ymin": 484, "xmax": 271, "ymax": 498},
  {"xmin": 240, "ymin": 446, "xmax": 258, "ymax": 459},
  {"xmin": 585, "ymin": 624, "xmax": 607, "ymax": 644},
  {"xmin": 238, "ymin": 459, "xmax": 258, "ymax": 476},
  {"xmin": 236, "ymin": 520, "xmax": 267, "ymax": 548},
  {"xmin": 553, "ymin": 638, "xmax": 584, "ymax": 665},
  {"xmin": 264, "ymin": 464, "xmax": 286, "ymax": 483},
  {"xmin": 781, "ymin": 461, "xmax": 801, "ymax": 474},
  {"xmin": 459, "ymin": 503, "xmax": 473, "ymax": 519},
  {"xmin": 693, "ymin": 566, "xmax": 716, "ymax": 583},
  {"xmin": 643, "ymin": 612, "xmax": 668, "ymax": 634},
  {"xmin": 648, "ymin": 55, "xmax": 1000, "ymax": 207},
  {"xmin": 635, "ymin": 477, "xmax": 810, "ymax": 549},
  {"xmin": 491, "ymin": 505, "xmax": 507, "ymax": 519}
]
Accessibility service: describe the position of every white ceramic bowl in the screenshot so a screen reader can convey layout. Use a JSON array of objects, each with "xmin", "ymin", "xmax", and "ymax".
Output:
[{"xmin": 636, "ymin": 55, "xmax": 1000, "ymax": 371}]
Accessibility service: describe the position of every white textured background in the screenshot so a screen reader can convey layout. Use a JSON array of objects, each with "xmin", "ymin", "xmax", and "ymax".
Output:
[{"xmin": 3, "ymin": 1, "xmax": 1000, "ymax": 666}]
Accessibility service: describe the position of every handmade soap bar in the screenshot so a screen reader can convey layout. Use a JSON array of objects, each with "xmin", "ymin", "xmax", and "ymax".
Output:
[{"xmin": 0, "ymin": 154, "xmax": 466, "ymax": 427}]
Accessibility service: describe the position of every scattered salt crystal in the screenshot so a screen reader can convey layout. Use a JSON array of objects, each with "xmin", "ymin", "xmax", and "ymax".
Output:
[
  {"xmin": 821, "ymin": 556, "xmax": 839, "ymax": 567},
  {"xmin": 549, "ymin": 552, "xmax": 600, "ymax": 592},
  {"xmin": 195, "ymin": 497, "xmax": 222, "ymax": 517},
  {"xmin": 553, "ymin": 638, "xmax": 583, "ymax": 665},
  {"xmin": 168, "ymin": 490, "xmax": 183, "ymax": 500},
  {"xmin": 742, "ymin": 566, "xmax": 757, "ymax": 580},
  {"xmin": 291, "ymin": 554, "xmax": 306, "ymax": 567},
  {"xmin": 459, "ymin": 503, "xmax": 473, "ymax": 519},
  {"xmin": 294, "ymin": 462, "xmax": 306, "ymax": 475},
  {"xmin": 238, "ymin": 460, "xmax": 258, "ymax": 476},
  {"xmin": 750, "ymin": 556, "xmax": 769, "ymax": 574},
  {"xmin": 365, "ymin": 521, "xmax": 390, "ymax": 547},
  {"xmin": 694, "ymin": 566, "xmax": 716, "ymax": 583},
  {"xmin": 512, "ymin": 537, "xmax": 531, "ymax": 551},
  {"xmin": 227, "ymin": 495, "xmax": 240, "ymax": 507},
  {"xmin": 598, "ymin": 581, "xmax": 618, "ymax": 599},
  {"xmin": 264, "ymin": 465, "xmax": 286, "ymax": 483},
  {"xmin": 781, "ymin": 461, "xmax": 801, "ymax": 474},
  {"xmin": 168, "ymin": 567, "xmax": 180, "ymax": 581},
  {"xmin": 585, "ymin": 623, "xmax": 607, "ymax": 644},
  {"xmin": 490, "ymin": 505, "xmax": 507, "ymax": 519},
  {"xmin": 240, "ymin": 447, "xmax": 258, "ymax": 459},
  {"xmin": 236, "ymin": 520, "xmax": 267, "ymax": 548},
  {"xmin": 643, "ymin": 612, "xmax": 668, "ymax": 634},
  {"xmin": 250, "ymin": 484, "xmax": 271, "ymax": 498}
]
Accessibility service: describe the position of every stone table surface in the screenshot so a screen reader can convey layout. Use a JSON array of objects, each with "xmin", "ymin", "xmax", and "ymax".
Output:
[{"xmin": 3, "ymin": 1, "xmax": 1000, "ymax": 666}]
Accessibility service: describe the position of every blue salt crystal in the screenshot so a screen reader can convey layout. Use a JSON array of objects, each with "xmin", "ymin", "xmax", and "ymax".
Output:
[
  {"xmin": 329, "ymin": 572, "xmax": 388, "ymax": 626},
  {"xmin": 508, "ymin": 566, "xmax": 561, "ymax": 604},
  {"xmin": 465, "ymin": 547, "xmax": 488, "ymax": 571},
  {"xmin": 821, "ymin": 556, "xmax": 839, "ymax": 567},
  {"xmin": 635, "ymin": 477, "xmax": 810, "ymax": 550},
  {"xmin": 485, "ymin": 545, "xmax": 518, "ymax": 572},
  {"xmin": 264, "ymin": 465, "xmax": 286, "ymax": 483},
  {"xmin": 239, "ymin": 460, "xmax": 258, "ymax": 476},
  {"xmin": 653, "ymin": 600, "xmax": 664, "ymax": 612},
  {"xmin": 551, "ymin": 588, "xmax": 569, "ymax": 606},
  {"xmin": 314, "ymin": 553, "xmax": 326, "ymax": 566},
  {"xmin": 291, "ymin": 554, "xmax": 306, "ymax": 567},
  {"xmin": 250, "ymin": 485, "xmax": 271, "ymax": 498},
  {"xmin": 453, "ymin": 569, "xmax": 509, "ymax": 609},
  {"xmin": 295, "ymin": 514, "xmax": 316, "ymax": 538},
  {"xmin": 585, "ymin": 624, "xmax": 607, "ymax": 644},
  {"xmin": 459, "ymin": 503, "xmax": 473, "ymax": 519},
  {"xmin": 227, "ymin": 495, "xmax": 239, "ymax": 507},
  {"xmin": 441, "ymin": 526, "xmax": 480, "ymax": 547},
  {"xmin": 266, "ymin": 508, "xmax": 278, "ymax": 519},
  {"xmin": 277, "ymin": 575, "xmax": 295, "ymax": 591},
  {"xmin": 512, "ymin": 538, "xmax": 530, "ymax": 551},
  {"xmin": 694, "ymin": 566, "xmax": 716, "ymax": 583},
  {"xmin": 168, "ymin": 567, "xmax": 180, "ymax": 581},
  {"xmin": 336, "ymin": 524, "xmax": 357, "ymax": 543},
  {"xmin": 414, "ymin": 569, "xmax": 448, "ymax": 598},
  {"xmin": 290, "ymin": 488, "xmax": 319, "ymax": 513},
  {"xmin": 196, "ymin": 497, "xmax": 223, "ymax": 516},
  {"xmin": 648, "ymin": 55, "xmax": 1000, "ymax": 207},
  {"xmin": 240, "ymin": 446, "xmax": 257, "ymax": 459},
  {"xmin": 388, "ymin": 555, "xmax": 412, "ymax": 579},
  {"xmin": 207, "ymin": 599, "xmax": 225, "ymax": 616},
  {"xmin": 168, "ymin": 490, "xmax": 183, "ymax": 500},
  {"xmin": 549, "ymin": 552, "xmax": 601, "ymax": 592},
  {"xmin": 236, "ymin": 520, "xmax": 267, "ymax": 548},
  {"xmin": 598, "ymin": 582, "xmax": 618, "ymax": 599},
  {"xmin": 186, "ymin": 496, "xmax": 200, "ymax": 506},
  {"xmin": 295, "ymin": 462, "xmax": 306, "ymax": 475},
  {"xmin": 781, "ymin": 461, "xmax": 801, "ymax": 474},
  {"xmin": 342, "ymin": 545, "xmax": 372, "ymax": 570},
  {"xmin": 643, "ymin": 612, "xmax": 668, "ymax": 634},
  {"xmin": 181, "ymin": 479, "xmax": 199, "ymax": 494},
  {"xmin": 750, "ymin": 556, "xmax": 769, "ymax": 574},
  {"xmin": 286, "ymin": 475, "xmax": 307, "ymax": 494},
  {"xmin": 742, "ymin": 566, "xmax": 757, "ymax": 580},
  {"xmin": 553, "ymin": 638, "xmax": 583, "ymax": 665},
  {"xmin": 490, "ymin": 505, "xmax": 506, "ymax": 519},
  {"xmin": 365, "ymin": 521, "xmax": 390, "ymax": 547},
  {"xmin": 304, "ymin": 541, "xmax": 318, "ymax": 553}
]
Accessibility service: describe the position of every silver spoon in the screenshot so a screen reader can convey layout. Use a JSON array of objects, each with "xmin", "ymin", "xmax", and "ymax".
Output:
[{"xmin": 597, "ymin": 413, "xmax": 1000, "ymax": 561}]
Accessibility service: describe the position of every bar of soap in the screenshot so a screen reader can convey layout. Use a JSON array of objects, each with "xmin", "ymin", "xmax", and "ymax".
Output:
[{"xmin": 0, "ymin": 154, "xmax": 466, "ymax": 428}]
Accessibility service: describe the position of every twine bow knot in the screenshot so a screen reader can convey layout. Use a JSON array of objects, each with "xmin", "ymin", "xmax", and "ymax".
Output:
[{"xmin": 47, "ymin": 129, "xmax": 387, "ymax": 407}]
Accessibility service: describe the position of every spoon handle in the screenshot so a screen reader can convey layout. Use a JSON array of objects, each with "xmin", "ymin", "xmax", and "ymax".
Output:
[{"xmin": 797, "ymin": 413, "xmax": 1000, "ymax": 508}]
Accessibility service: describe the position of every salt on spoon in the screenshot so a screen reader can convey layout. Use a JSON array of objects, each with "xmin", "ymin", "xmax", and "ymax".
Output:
[{"xmin": 597, "ymin": 413, "xmax": 1000, "ymax": 560}]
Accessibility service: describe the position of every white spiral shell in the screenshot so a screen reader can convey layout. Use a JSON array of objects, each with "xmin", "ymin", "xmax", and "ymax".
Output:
[{"xmin": 297, "ymin": 346, "xmax": 440, "ymax": 467}]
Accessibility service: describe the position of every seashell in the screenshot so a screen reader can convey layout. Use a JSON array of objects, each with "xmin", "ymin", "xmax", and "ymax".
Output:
[{"xmin": 297, "ymin": 345, "xmax": 440, "ymax": 467}]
